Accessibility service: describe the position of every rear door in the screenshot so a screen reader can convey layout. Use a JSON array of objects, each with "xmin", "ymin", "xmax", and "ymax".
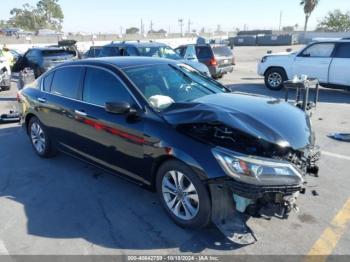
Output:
[
  {"xmin": 37, "ymin": 66, "xmax": 85, "ymax": 149},
  {"xmin": 72, "ymin": 66, "xmax": 147, "ymax": 183},
  {"xmin": 329, "ymin": 42, "xmax": 350, "ymax": 86},
  {"xmin": 212, "ymin": 45, "xmax": 234, "ymax": 67},
  {"xmin": 292, "ymin": 42, "xmax": 335, "ymax": 83}
]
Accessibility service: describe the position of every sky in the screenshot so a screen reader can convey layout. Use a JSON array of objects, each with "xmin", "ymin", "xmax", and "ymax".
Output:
[{"xmin": 1, "ymin": 0, "xmax": 349, "ymax": 33}]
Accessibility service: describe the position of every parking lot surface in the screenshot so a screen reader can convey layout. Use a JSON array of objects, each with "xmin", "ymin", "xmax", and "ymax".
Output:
[{"xmin": 0, "ymin": 46, "xmax": 349, "ymax": 256}]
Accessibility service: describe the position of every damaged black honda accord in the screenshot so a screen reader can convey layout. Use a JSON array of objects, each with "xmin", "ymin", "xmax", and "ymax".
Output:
[{"xmin": 18, "ymin": 57, "xmax": 320, "ymax": 236}]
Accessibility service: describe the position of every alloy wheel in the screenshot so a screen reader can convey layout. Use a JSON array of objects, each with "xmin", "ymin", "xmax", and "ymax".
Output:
[
  {"xmin": 268, "ymin": 72, "xmax": 282, "ymax": 88},
  {"xmin": 162, "ymin": 170, "xmax": 199, "ymax": 220},
  {"xmin": 30, "ymin": 122, "xmax": 46, "ymax": 154}
]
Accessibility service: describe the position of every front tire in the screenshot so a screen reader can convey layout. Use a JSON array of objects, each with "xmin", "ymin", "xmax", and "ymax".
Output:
[
  {"xmin": 156, "ymin": 160, "xmax": 211, "ymax": 228},
  {"xmin": 264, "ymin": 68, "xmax": 287, "ymax": 91},
  {"xmin": 28, "ymin": 116, "xmax": 55, "ymax": 158}
]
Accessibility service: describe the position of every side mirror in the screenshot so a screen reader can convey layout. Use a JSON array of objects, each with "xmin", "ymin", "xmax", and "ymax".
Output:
[{"xmin": 105, "ymin": 102, "xmax": 133, "ymax": 115}]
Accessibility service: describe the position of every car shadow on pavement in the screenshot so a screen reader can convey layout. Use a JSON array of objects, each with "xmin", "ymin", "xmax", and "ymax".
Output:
[
  {"xmin": 0, "ymin": 126, "xmax": 244, "ymax": 253},
  {"xmin": 228, "ymin": 83, "xmax": 350, "ymax": 105}
]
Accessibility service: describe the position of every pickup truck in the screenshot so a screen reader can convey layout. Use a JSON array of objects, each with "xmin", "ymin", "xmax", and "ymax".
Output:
[{"xmin": 257, "ymin": 40, "xmax": 350, "ymax": 90}]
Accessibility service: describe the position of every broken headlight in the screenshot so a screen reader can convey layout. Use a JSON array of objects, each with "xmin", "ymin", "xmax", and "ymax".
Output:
[{"xmin": 212, "ymin": 147, "xmax": 303, "ymax": 186}]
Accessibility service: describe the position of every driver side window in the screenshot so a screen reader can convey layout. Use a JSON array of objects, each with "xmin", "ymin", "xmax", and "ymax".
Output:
[
  {"xmin": 301, "ymin": 43, "xmax": 335, "ymax": 58},
  {"xmin": 83, "ymin": 68, "xmax": 134, "ymax": 107}
]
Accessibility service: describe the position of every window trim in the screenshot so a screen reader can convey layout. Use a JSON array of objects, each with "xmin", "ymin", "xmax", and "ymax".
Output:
[{"xmin": 40, "ymin": 64, "xmax": 143, "ymax": 110}]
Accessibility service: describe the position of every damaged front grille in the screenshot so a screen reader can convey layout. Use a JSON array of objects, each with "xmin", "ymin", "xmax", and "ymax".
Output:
[{"xmin": 179, "ymin": 123, "xmax": 320, "ymax": 177}]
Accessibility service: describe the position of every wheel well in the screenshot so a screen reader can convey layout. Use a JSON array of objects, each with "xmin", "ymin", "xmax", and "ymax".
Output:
[
  {"xmin": 25, "ymin": 113, "xmax": 36, "ymax": 134},
  {"xmin": 149, "ymin": 155, "xmax": 177, "ymax": 191},
  {"xmin": 264, "ymin": 66, "xmax": 287, "ymax": 77}
]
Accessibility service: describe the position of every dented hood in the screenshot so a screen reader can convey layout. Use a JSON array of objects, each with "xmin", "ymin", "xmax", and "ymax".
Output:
[{"xmin": 162, "ymin": 93, "xmax": 312, "ymax": 150}]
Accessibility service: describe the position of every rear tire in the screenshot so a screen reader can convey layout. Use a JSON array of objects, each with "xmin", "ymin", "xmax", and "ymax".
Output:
[
  {"xmin": 28, "ymin": 116, "xmax": 55, "ymax": 158},
  {"xmin": 264, "ymin": 68, "xmax": 287, "ymax": 91},
  {"xmin": 156, "ymin": 160, "xmax": 211, "ymax": 228}
]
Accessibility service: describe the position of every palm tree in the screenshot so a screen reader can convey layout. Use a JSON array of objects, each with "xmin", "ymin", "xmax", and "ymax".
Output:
[{"xmin": 300, "ymin": 0, "xmax": 320, "ymax": 34}]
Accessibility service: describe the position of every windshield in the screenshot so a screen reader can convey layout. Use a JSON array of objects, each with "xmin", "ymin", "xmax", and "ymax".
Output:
[
  {"xmin": 99, "ymin": 46, "xmax": 119, "ymax": 57},
  {"xmin": 124, "ymin": 64, "xmax": 227, "ymax": 110},
  {"xmin": 212, "ymin": 46, "xmax": 233, "ymax": 57},
  {"xmin": 137, "ymin": 46, "xmax": 181, "ymax": 60}
]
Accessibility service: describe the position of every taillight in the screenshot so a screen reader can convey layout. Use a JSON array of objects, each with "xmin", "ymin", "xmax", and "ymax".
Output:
[{"xmin": 209, "ymin": 58, "xmax": 218, "ymax": 66}]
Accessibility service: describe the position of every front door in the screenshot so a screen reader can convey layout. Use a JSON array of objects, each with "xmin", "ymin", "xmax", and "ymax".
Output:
[
  {"xmin": 72, "ymin": 67, "xmax": 147, "ymax": 183},
  {"xmin": 292, "ymin": 42, "xmax": 335, "ymax": 83}
]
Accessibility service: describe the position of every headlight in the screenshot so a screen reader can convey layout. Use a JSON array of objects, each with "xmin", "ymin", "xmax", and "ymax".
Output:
[
  {"xmin": 261, "ymin": 56, "xmax": 268, "ymax": 63},
  {"xmin": 212, "ymin": 147, "xmax": 303, "ymax": 186}
]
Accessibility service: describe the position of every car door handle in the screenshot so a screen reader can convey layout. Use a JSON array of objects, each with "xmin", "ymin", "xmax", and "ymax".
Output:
[
  {"xmin": 37, "ymin": 97, "xmax": 46, "ymax": 103},
  {"xmin": 74, "ymin": 110, "xmax": 87, "ymax": 117}
]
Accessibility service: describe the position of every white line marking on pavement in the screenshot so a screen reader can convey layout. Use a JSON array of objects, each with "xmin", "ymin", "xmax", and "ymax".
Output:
[
  {"xmin": 0, "ymin": 240, "xmax": 9, "ymax": 255},
  {"xmin": 322, "ymin": 151, "xmax": 350, "ymax": 161}
]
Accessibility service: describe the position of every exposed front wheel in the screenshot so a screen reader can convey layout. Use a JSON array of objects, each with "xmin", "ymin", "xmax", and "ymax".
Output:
[
  {"xmin": 156, "ymin": 160, "xmax": 211, "ymax": 228},
  {"xmin": 264, "ymin": 68, "xmax": 287, "ymax": 91},
  {"xmin": 28, "ymin": 116, "xmax": 55, "ymax": 158}
]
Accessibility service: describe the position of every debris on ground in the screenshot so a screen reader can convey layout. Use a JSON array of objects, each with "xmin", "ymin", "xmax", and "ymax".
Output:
[
  {"xmin": 0, "ymin": 110, "xmax": 20, "ymax": 123},
  {"xmin": 328, "ymin": 133, "xmax": 350, "ymax": 142}
]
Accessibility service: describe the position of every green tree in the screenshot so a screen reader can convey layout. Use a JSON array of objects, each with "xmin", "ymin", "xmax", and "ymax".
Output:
[
  {"xmin": 9, "ymin": 4, "xmax": 44, "ymax": 31},
  {"xmin": 0, "ymin": 20, "xmax": 10, "ymax": 29},
  {"xmin": 317, "ymin": 9, "xmax": 350, "ymax": 32},
  {"xmin": 8, "ymin": 0, "xmax": 64, "ymax": 32},
  {"xmin": 36, "ymin": 0, "xmax": 64, "ymax": 31},
  {"xmin": 300, "ymin": 0, "xmax": 320, "ymax": 33},
  {"xmin": 126, "ymin": 27, "xmax": 140, "ymax": 34}
]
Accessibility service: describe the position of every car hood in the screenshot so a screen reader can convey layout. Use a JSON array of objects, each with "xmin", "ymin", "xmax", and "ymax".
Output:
[{"xmin": 162, "ymin": 92, "xmax": 312, "ymax": 150}]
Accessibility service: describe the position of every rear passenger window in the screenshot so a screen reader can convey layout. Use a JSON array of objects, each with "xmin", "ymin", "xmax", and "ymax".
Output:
[
  {"xmin": 43, "ymin": 72, "xmax": 54, "ymax": 92},
  {"xmin": 195, "ymin": 46, "xmax": 213, "ymax": 59},
  {"xmin": 99, "ymin": 46, "xmax": 120, "ymax": 57},
  {"xmin": 83, "ymin": 68, "xmax": 133, "ymax": 106},
  {"xmin": 334, "ymin": 43, "xmax": 350, "ymax": 58},
  {"xmin": 51, "ymin": 67, "xmax": 83, "ymax": 98}
]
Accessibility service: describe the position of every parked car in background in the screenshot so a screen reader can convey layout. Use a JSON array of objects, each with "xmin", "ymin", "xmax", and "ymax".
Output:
[
  {"xmin": 12, "ymin": 47, "xmax": 78, "ymax": 78},
  {"xmin": 98, "ymin": 41, "xmax": 211, "ymax": 77},
  {"xmin": 0, "ymin": 51, "xmax": 11, "ymax": 91},
  {"xmin": 18, "ymin": 57, "xmax": 319, "ymax": 229},
  {"xmin": 175, "ymin": 44, "xmax": 235, "ymax": 78},
  {"xmin": 83, "ymin": 46, "xmax": 102, "ymax": 58},
  {"xmin": 258, "ymin": 39, "xmax": 350, "ymax": 90}
]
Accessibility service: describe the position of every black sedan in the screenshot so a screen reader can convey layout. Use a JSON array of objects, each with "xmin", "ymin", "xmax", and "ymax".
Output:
[{"xmin": 18, "ymin": 57, "xmax": 319, "ymax": 229}]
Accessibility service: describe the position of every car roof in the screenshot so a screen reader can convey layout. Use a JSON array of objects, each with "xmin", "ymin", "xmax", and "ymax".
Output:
[
  {"xmin": 57, "ymin": 56, "xmax": 178, "ymax": 69},
  {"xmin": 29, "ymin": 47, "xmax": 66, "ymax": 51},
  {"xmin": 104, "ymin": 41, "xmax": 168, "ymax": 48},
  {"xmin": 312, "ymin": 39, "xmax": 350, "ymax": 43}
]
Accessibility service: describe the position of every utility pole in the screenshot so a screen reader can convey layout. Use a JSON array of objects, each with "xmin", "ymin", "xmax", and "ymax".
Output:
[
  {"xmin": 150, "ymin": 20, "xmax": 154, "ymax": 33},
  {"xmin": 178, "ymin": 19, "xmax": 184, "ymax": 35},
  {"xmin": 141, "ymin": 19, "xmax": 144, "ymax": 35},
  {"xmin": 187, "ymin": 19, "xmax": 193, "ymax": 34},
  {"xmin": 279, "ymin": 11, "xmax": 283, "ymax": 32}
]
